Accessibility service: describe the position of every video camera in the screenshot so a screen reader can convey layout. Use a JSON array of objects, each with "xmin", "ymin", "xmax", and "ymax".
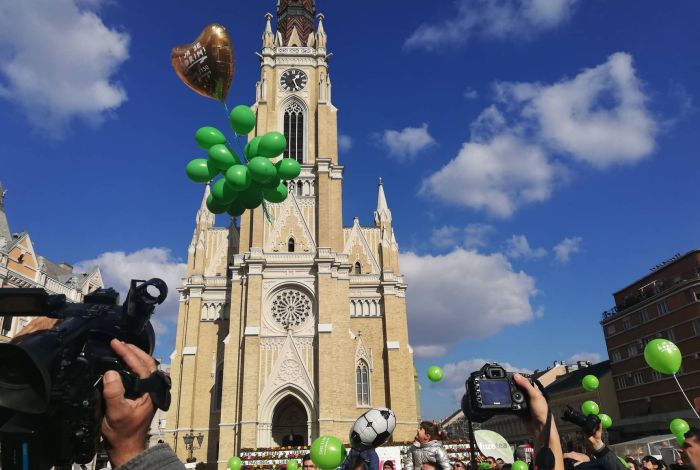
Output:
[
  {"xmin": 461, "ymin": 363, "xmax": 531, "ymax": 423},
  {"xmin": 0, "ymin": 279, "xmax": 171, "ymax": 470},
  {"xmin": 560, "ymin": 405, "xmax": 601, "ymax": 435}
]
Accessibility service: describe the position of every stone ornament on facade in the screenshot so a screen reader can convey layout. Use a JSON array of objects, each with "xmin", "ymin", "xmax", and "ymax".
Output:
[{"xmin": 271, "ymin": 289, "xmax": 312, "ymax": 330}]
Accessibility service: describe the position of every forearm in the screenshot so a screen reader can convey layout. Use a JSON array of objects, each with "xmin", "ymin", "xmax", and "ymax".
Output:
[{"xmin": 549, "ymin": 423, "xmax": 565, "ymax": 470}]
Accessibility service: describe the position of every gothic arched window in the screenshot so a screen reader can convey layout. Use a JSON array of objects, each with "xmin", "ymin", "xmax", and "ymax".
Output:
[
  {"xmin": 356, "ymin": 360, "xmax": 370, "ymax": 406},
  {"xmin": 283, "ymin": 101, "xmax": 304, "ymax": 163},
  {"xmin": 288, "ymin": 238, "xmax": 295, "ymax": 252},
  {"xmin": 214, "ymin": 368, "xmax": 224, "ymax": 410},
  {"xmin": 354, "ymin": 262, "xmax": 361, "ymax": 275}
]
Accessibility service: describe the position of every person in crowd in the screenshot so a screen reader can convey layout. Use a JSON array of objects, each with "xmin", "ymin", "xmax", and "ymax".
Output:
[
  {"xmin": 501, "ymin": 464, "xmax": 512, "ymax": 470},
  {"xmin": 642, "ymin": 456, "xmax": 660, "ymax": 470},
  {"xmin": 303, "ymin": 453, "xmax": 319, "ymax": 470},
  {"xmin": 422, "ymin": 463, "xmax": 439, "ymax": 470},
  {"xmin": 626, "ymin": 459, "xmax": 641, "ymax": 470},
  {"xmin": 562, "ymin": 422, "xmax": 626, "ymax": 470},
  {"xmin": 485, "ymin": 457, "xmax": 497, "ymax": 468},
  {"xmin": 497, "ymin": 458, "xmax": 505, "ymax": 469},
  {"xmin": 383, "ymin": 460, "xmax": 395, "ymax": 470},
  {"xmin": 453, "ymin": 460, "xmax": 468, "ymax": 470},
  {"xmin": 405, "ymin": 421, "xmax": 451, "ymax": 470},
  {"xmin": 342, "ymin": 447, "xmax": 379, "ymax": 470},
  {"xmin": 681, "ymin": 428, "xmax": 700, "ymax": 470}
]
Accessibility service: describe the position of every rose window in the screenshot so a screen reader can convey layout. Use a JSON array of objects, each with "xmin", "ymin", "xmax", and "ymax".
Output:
[{"xmin": 271, "ymin": 289, "xmax": 312, "ymax": 329}]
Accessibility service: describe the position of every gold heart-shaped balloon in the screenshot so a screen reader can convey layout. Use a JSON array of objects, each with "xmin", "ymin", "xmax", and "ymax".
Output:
[{"xmin": 171, "ymin": 23, "xmax": 235, "ymax": 102}]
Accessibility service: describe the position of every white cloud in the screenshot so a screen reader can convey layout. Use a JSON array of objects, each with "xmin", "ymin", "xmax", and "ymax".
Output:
[
  {"xmin": 506, "ymin": 235, "xmax": 547, "ymax": 260},
  {"xmin": 405, "ymin": 0, "xmax": 578, "ymax": 50},
  {"xmin": 421, "ymin": 134, "xmax": 562, "ymax": 218},
  {"xmin": 75, "ymin": 248, "xmax": 186, "ymax": 336},
  {"xmin": 381, "ymin": 123, "xmax": 436, "ymax": 161},
  {"xmin": 567, "ymin": 352, "xmax": 602, "ymax": 364},
  {"xmin": 430, "ymin": 224, "xmax": 495, "ymax": 249},
  {"xmin": 437, "ymin": 358, "xmax": 534, "ymax": 402},
  {"xmin": 553, "ymin": 236, "xmax": 582, "ymax": 264},
  {"xmin": 414, "ymin": 345, "xmax": 448, "ymax": 358},
  {"xmin": 339, "ymin": 134, "xmax": 353, "ymax": 152},
  {"xmin": 0, "ymin": 0, "xmax": 129, "ymax": 135},
  {"xmin": 464, "ymin": 87, "xmax": 479, "ymax": 100},
  {"xmin": 401, "ymin": 249, "xmax": 539, "ymax": 354},
  {"xmin": 497, "ymin": 53, "xmax": 656, "ymax": 167}
]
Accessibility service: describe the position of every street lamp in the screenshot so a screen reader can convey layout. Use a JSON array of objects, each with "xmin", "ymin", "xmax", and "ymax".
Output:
[{"xmin": 183, "ymin": 430, "xmax": 204, "ymax": 463}]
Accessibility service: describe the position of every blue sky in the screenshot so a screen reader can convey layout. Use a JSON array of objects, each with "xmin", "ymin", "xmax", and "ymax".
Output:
[{"xmin": 1, "ymin": 0, "xmax": 699, "ymax": 420}]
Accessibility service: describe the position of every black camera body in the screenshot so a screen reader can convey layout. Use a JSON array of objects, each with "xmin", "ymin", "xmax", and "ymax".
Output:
[
  {"xmin": 461, "ymin": 363, "xmax": 530, "ymax": 422},
  {"xmin": 561, "ymin": 405, "xmax": 601, "ymax": 435},
  {"xmin": 0, "ymin": 279, "xmax": 169, "ymax": 470}
]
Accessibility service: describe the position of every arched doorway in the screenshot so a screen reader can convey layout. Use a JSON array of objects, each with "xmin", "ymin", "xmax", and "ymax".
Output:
[{"xmin": 271, "ymin": 395, "xmax": 308, "ymax": 446}]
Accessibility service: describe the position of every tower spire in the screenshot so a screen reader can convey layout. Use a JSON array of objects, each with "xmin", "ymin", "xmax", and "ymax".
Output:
[
  {"xmin": 0, "ymin": 181, "xmax": 10, "ymax": 246},
  {"xmin": 276, "ymin": 0, "xmax": 316, "ymax": 46},
  {"xmin": 374, "ymin": 177, "xmax": 392, "ymax": 226},
  {"xmin": 196, "ymin": 183, "xmax": 215, "ymax": 231},
  {"xmin": 263, "ymin": 12, "xmax": 275, "ymax": 48}
]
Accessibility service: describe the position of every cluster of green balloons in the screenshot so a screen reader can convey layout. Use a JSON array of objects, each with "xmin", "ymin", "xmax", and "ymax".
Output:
[
  {"xmin": 427, "ymin": 365, "xmax": 444, "ymax": 382},
  {"xmin": 670, "ymin": 418, "xmax": 689, "ymax": 445},
  {"xmin": 579, "ymin": 375, "xmax": 612, "ymax": 429},
  {"xmin": 310, "ymin": 435, "xmax": 347, "ymax": 470},
  {"xmin": 185, "ymin": 105, "xmax": 302, "ymax": 216}
]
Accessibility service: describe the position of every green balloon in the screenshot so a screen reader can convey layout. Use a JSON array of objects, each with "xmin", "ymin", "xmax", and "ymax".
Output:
[
  {"xmin": 245, "ymin": 136, "xmax": 262, "ymax": 160},
  {"xmin": 512, "ymin": 461, "xmax": 528, "ymax": 470},
  {"xmin": 208, "ymin": 144, "xmax": 239, "ymax": 171},
  {"xmin": 239, "ymin": 184, "xmax": 264, "ymax": 209},
  {"xmin": 263, "ymin": 183, "xmax": 289, "ymax": 203},
  {"xmin": 644, "ymin": 339, "xmax": 682, "ymax": 375},
  {"xmin": 229, "ymin": 105, "xmax": 256, "ymax": 135},
  {"xmin": 206, "ymin": 194, "xmax": 229, "ymax": 214},
  {"xmin": 287, "ymin": 460, "xmax": 300, "ymax": 470},
  {"xmin": 225, "ymin": 165, "xmax": 252, "ymax": 191},
  {"xmin": 195, "ymin": 126, "xmax": 226, "ymax": 150},
  {"xmin": 276, "ymin": 158, "xmax": 301, "ymax": 180},
  {"xmin": 310, "ymin": 436, "xmax": 346, "ymax": 470},
  {"xmin": 581, "ymin": 400, "xmax": 600, "ymax": 416},
  {"xmin": 228, "ymin": 456, "xmax": 242, "ymax": 470},
  {"xmin": 427, "ymin": 365, "xmax": 443, "ymax": 382},
  {"xmin": 262, "ymin": 175, "xmax": 281, "ymax": 189},
  {"xmin": 185, "ymin": 158, "xmax": 218, "ymax": 183},
  {"xmin": 212, "ymin": 179, "xmax": 238, "ymax": 204},
  {"xmin": 582, "ymin": 375, "xmax": 600, "ymax": 392},
  {"xmin": 227, "ymin": 199, "xmax": 246, "ymax": 217},
  {"xmin": 248, "ymin": 156, "xmax": 277, "ymax": 184},
  {"xmin": 259, "ymin": 131, "xmax": 287, "ymax": 158},
  {"xmin": 670, "ymin": 418, "xmax": 689, "ymax": 436},
  {"xmin": 599, "ymin": 413, "xmax": 612, "ymax": 429}
]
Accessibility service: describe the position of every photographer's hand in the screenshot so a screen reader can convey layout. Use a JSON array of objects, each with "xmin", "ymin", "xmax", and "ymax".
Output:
[
  {"xmin": 513, "ymin": 374, "xmax": 564, "ymax": 470},
  {"xmin": 101, "ymin": 339, "xmax": 158, "ymax": 468},
  {"xmin": 587, "ymin": 424, "xmax": 605, "ymax": 452},
  {"xmin": 564, "ymin": 452, "xmax": 591, "ymax": 466}
]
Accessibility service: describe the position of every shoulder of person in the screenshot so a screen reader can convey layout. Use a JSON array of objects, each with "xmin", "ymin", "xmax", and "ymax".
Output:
[{"xmin": 114, "ymin": 444, "xmax": 185, "ymax": 470}]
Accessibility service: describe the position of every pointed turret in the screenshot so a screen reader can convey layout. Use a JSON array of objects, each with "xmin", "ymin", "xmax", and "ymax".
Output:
[
  {"xmin": 0, "ymin": 181, "xmax": 11, "ymax": 248},
  {"xmin": 196, "ymin": 183, "xmax": 215, "ymax": 232},
  {"xmin": 262, "ymin": 13, "xmax": 275, "ymax": 48},
  {"xmin": 315, "ymin": 13, "xmax": 327, "ymax": 49},
  {"xmin": 374, "ymin": 178, "xmax": 392, "ymax": 227},
  {"xmin": 277, "ymin": 0, "xmax": 316, "ymax": 46}
]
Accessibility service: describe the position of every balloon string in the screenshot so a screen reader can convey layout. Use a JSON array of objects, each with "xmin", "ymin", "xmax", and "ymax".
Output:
[
  {"xmin": 673, "ymin": 374, "xmax": 700, "ymax": 419},
  {"xmin": 262, "ymin": 201, "xmax": 273, "ymax": 224}
]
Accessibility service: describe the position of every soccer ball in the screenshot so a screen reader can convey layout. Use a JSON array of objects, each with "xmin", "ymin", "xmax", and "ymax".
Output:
[{"xmin": 349, "ymin": 407, "xmax": 396, "ymax": 450}]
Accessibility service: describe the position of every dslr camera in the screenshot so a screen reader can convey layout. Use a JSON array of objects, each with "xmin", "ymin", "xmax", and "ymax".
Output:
[
  {"xmin": 0, "ymin": 279, "xmax": 171, "ymax": 470},
  {"xmin": 561, "ymin": 405, "xmax": 601, "ymax": 435},
  {"xmin": 461, "ymin": 363, "xmax": 531, "ymax": 422}
]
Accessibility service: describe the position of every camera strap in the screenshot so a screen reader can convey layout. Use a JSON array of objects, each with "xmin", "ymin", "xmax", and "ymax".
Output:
[
  {"xmin": 534, "ymin": 407, "xmax": 555, "ymax": 470},
  {"xmin": 131, "ymin": 370, "xmax": 172, "ymax": 411}
]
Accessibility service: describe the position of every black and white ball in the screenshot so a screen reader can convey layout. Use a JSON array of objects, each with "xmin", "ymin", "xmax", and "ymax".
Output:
[{"xmin": 349, "ymin": 407, "xmax": 396, "ymax": 450}]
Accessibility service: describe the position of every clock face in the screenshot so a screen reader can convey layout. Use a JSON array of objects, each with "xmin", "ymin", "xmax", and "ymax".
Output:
[{"xmin": 280, "ymin": 69, "xmax": 308, "ymax": 92}]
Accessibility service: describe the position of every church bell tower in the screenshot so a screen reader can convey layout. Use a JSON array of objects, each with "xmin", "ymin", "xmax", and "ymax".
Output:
[{"xmin": 165, "ymin": 3, "xmax": 420, "ymax": 467}]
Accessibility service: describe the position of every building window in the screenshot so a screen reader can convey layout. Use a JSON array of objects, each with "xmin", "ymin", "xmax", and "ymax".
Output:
[
  {"xmin": 664, "ymin": 328, "xmax": 676, "ymax": 342},
  {"xmin": 651, "ymin": 370, "xmax": 663, "ymax": 381},
  {"xmin": 0, "ymin": 315, "xmax": 12, "ymax": 336},
  {"xmin": 633, "ymin": 372, "xmax": 644, "ymax": 385},
  {"xmin": 615, "ymin": 376, "xmax": 627, "ymax": 389},
  {"xmin": 356, "ymin": 360, "xmax": 370, "ymax": 406},
  {"xmin": 657, "ymin": 300, "xmax": 669, "ymax": 315},
  {"xmin": 611, "ymin": 350, "xmax": 622, "ymax": 362},
  {"xmin": 694, "ymin": 318, "xmax": 700, "ymax": 336},
  {"xmin": 354, "ymin": 262, "xmax": 361, "ymax": 275},
  {"xmin": 622, "ymin": 318, "xmax": 631, "ymax": 330},
  {"xmin": 283, "ymin": 101, "xmax": 304, "ymax": 163},
  {"xmin": 639, "ymin": 308, "xmax": 649, "ymax": 323},
  {"xmin": 627, "ymin": 343, "xmax": 638, "ymax": 357},
  {"xmin": 288, "ymin": 238, "xmax": 295, "ymax": 252},
  {"xmin": 214, "ymin": 368, "xmax": 224, "ymax": 410},
  {"xmin": 607, "ymin": 324, "xmax": 616, "ymax": 336}
]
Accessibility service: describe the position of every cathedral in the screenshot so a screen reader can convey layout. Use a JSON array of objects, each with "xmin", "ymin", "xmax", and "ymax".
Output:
[{"xmin": 165, "ymin": 1, "xmax": 420, "ymax": 466}]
